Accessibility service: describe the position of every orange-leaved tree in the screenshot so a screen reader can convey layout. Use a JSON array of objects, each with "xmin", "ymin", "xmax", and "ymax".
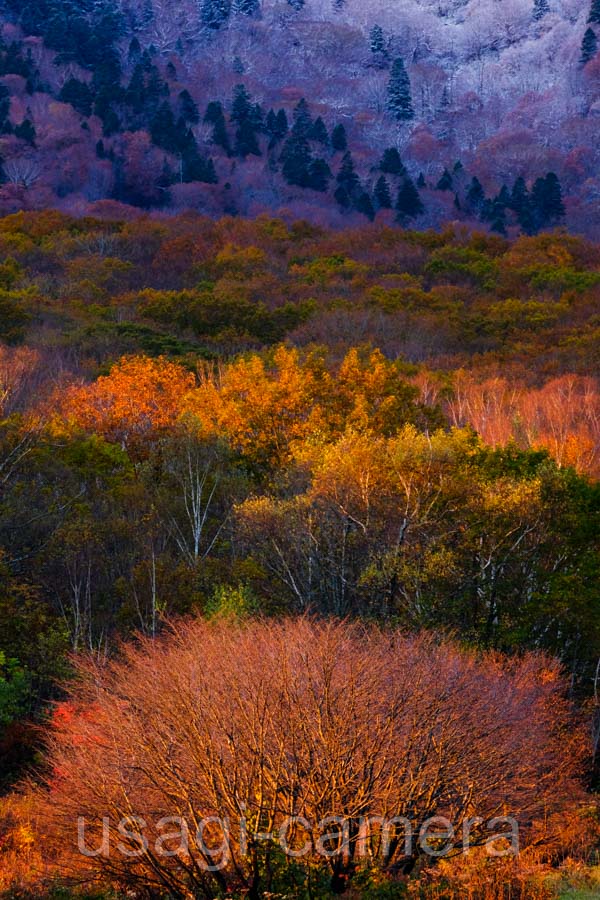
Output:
[{"xmin": 57, "ymin": 356, "xmax": 196, "ymax": 451}]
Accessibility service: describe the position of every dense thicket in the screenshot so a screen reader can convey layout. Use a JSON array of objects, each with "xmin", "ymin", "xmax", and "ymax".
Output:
[{"xmin": 33, "ymin": 619, "xmax": 587, "ymax": 898}]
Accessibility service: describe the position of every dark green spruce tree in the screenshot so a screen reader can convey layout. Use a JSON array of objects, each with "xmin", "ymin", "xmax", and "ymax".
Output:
[
  {"xmin": 374, "ymin": 175, "xmax": 392, "ymax": 209},
  {"xmin": 205, "ymin": 101, "xmax": 231, "ymax": 155},
  {"xmin": 266, "ymin": 108, "xmax": 289, "ymax": 148},
  {"xmin": 308, "ymin": 116, "xmax": 329, "ymax": 146},
  {"xmin": 396, "ymin": 176, "xmax": 424, "ymax": 221},
  {"xmin": 380, "ymin": 147, "xmax": 405, "ymax": 175},
  {"xmin": 356, "ymin": 191, "xmax": 375, "ymax": 220},
  {"xmin": 331, "ymin": 123, "xmax": 347, "ymax": 152},
  {"xmin": 581, "ymin": 27, "xmax": 598, "ymax": 64},
  {"xmin": 307, "ymin": 158, "xmax": 331, "ymax": 192},
  {"xmin": 531, "ymin": 172, "xmax": 565, "ymax": 230},
  {"xmin": 335, "ymin": 151, "xmax": 360, "ymax": 208},
  {"xmin": 281, "ymin": 132, "xmax": 312, "ymax": 187},
  {"xmin": 179, "ymin": 89, "xmax": 200, "ymax": 125},
  {"xmin": 589, "ymin": 0, "xmax": 600, "ymax": 24},
  {"xmin": 59, "ymin": 78, "xmax": 93, "ymax": 117},
  {"xmin": 388, "ymin": 57, "xmax": 414, "ymax": 121},
  {"xmin": 466, "ymin": 176, "xmax": 485, "ymax": 213},
  {"xmin": 509, "ymin": 176, "xmax": 534, "ymax": 232},
  {"xmin": 436, "ymin": 168, "xmax": 453, "ymax": 191}
]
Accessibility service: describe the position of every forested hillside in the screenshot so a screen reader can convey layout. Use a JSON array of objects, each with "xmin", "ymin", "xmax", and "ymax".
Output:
[
  {"xmin": 0, "ymin": 0, "xmax": 598, "ymax": 233},
  {"xmin": 0, "ymin": 214, "xmax": 598, "ymax": 899}
]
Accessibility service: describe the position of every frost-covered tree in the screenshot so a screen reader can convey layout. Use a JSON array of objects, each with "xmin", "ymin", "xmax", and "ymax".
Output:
[
  {"xmin": 369, "ymin": 23, "xmax": 389, "ymax": 65},
  {"xmin": 201, "ymin": 0, "xmax": 231, "ymax": 29},
  {"xmin": 370, "ymin": 24, "xmax": 386, "ymax": 55},
  {"xmin": 533, "ymin": 0, "xmax": 549, "ymax": 20},
  {"xmin": 387, "ymin": 57, "xmax": 414, "ymax": 121},
  {"xmin": 233, "ymin": 0, "xmax": 260, "ymax": 15}
]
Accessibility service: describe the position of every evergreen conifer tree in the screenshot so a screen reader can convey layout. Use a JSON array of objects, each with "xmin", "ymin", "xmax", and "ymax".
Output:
[
  {"xmin": 466, "ymin": 176, "xmax": 485, "ymax": 212},
  {"xmin": 205, "ymin": 101, "xmax": 231, "ymax": 154},
  {"xmin": 531, "ymin": 172, "xmax": 565, "ymax": 228},
  {"xmin": 308, "ymin": 116, "xmax": 329, "ymax": 145},
  {"xmin": 581, "ymin": 27, "xmax": 598, "ymax": 64},
  {"xmin": 589, "ymin": 0, "xmax": 600, "ymax": 24},
  {"xmin": 387, "ymin": 57, "xmax": 414, "ymax": 121},
  {"xmin": 292, "ymin": 99, "xmax": 312, "ymax": 137},
  {"xmin": 380, "ymin": 147, "xmax": 405, "ymax": 175},
  {"xmin": 179, "ymin": 89, "xmax": 199, "ymax": 125},
  {"xmin": 356, "ymin": 191, "xmax": 375, "ymax": 220},
  {"xmin": 59, "ymin": 78, "xmax": 93, "ymax": 117},
  {"xmin": 396, "ymin": 176, "xmax": 424, "ymax": 220},
  {"xmin": 150, "ymin": 103, "xmax": 181, "ymax": 153},
  {"xmin": 331, "ymin": 123, "xmax": 347, "ymax": 152},
  {"xmin": 509, "ymin": 176, "xmax": 528, "ymax": 213},
  {"xmin": 374, "ymin": 175, "xmax": 392, "ymax": 208},
  {"xmin": 266, "ymin": 108, "xmax": 289, "ymax": 148},
  {"xmin": 275, "ymin": 109, "xmax": 289, "ymax": 137},
  {"xmin": 369, "ymin": 24, "xmax": 386, "ymax": 55},
  {"xmin": 281, "ymin": 132, "xmax": 312, "ymax": 187},
  {"xmin": 336, "ymin": 151, "xmax": 360, "ymax": 196},
  {"xmin": 231, "ymin": 84, "xmax": 252, "ymax": 125},
  {"xmin": 307, "ymin": 158, "xmax": 331, "ymax": 191},
  {"xmin": 235, "ymin": 119, "xmax": 261, "ymax": 157},
  {"xmin": 436, "ymin": 168, "xmax": 453, "ymax": 191}
]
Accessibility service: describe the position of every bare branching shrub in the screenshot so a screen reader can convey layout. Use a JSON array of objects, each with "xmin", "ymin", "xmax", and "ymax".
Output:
[{"xmin": 33, "ymin": 618, "xmax": 588, "ymax": 898}]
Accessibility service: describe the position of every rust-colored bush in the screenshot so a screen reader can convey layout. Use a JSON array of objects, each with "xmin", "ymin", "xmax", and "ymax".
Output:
[{"xmin": 31, "ymin": 618, "xmax": 589, "ymax": 898}]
